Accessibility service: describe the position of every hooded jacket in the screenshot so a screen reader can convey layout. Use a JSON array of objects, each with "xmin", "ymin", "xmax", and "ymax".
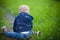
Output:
[{"xmin": 13, "ymin": 12, "xmax": 33, "ymax": 32}]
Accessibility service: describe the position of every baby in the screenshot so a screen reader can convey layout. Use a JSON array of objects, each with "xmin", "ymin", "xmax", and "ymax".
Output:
[
  {"xmin": 2, "ymin": 5, "xmax": 40, "ymax": 40},
  {"xmin": 13, "ymin": 5, "xmax": 33, "ymax": 33}
]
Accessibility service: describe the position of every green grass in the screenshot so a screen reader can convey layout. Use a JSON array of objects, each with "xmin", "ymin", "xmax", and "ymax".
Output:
[{"xmin": 0, "ymin": 0, "xmax": 60, "ymax": 40}]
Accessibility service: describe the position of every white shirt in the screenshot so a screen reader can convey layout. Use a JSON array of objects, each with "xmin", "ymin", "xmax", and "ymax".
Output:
[{"xmin": 21, "ymin": 31, "xmax": 29, "ymax": 34}]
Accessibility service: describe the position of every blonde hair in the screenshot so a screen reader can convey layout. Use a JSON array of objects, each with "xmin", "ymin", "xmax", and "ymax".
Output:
[{"xmin": 19, "ymin": 5, "xmax": 30, "ymax": 13}]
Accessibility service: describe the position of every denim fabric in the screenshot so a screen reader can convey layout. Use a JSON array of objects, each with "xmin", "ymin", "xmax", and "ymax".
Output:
[{"xmin": 4, "ymin": 31, "xmax": 32, "ymax": 39}]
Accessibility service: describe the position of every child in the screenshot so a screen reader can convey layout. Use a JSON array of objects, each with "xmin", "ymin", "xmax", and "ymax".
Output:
[
  {"xmin": 13, "ymin": 5, "xmax": 33, "ymax": 33},
  {"xmin": 2, "ymin": 5, "xmax": 40, "ymax": 40}
]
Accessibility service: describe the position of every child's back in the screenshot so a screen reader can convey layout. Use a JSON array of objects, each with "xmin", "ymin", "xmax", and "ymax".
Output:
[{"xmin": 13, "ymin": 12, "xmax": 33, "ymax": 33}]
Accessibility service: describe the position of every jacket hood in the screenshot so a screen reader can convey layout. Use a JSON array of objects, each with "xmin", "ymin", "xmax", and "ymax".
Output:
[{"xmin": 18, "ymin": 12, "xmax": 33, "ymax": 20}]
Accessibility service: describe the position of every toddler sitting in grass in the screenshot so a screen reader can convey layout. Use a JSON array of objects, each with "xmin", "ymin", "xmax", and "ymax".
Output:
[{"xmin": 2, "ymin": 5, "xmax": 40, "ymax": 40}]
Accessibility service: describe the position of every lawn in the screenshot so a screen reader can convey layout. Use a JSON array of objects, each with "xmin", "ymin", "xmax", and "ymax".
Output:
[{"xmin": 0, "ymin": 0, "xmax": 60, "ymax": 40}]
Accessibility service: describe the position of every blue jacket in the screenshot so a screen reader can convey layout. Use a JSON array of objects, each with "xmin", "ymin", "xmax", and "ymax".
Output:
[{"xmin": 13, "ymin": 12, "xmax": 33, "ymax": 32}]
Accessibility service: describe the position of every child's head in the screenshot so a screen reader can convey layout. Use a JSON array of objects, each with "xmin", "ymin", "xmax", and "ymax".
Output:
[{"xmin": 19, "ymin": 5, "xmax": 30, "ymax": 13}]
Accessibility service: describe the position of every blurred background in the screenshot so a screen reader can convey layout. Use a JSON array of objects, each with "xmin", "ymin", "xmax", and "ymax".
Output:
[{"xmin": 0, "ymin": 0, "xmax": 60, "ymax": 40}]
